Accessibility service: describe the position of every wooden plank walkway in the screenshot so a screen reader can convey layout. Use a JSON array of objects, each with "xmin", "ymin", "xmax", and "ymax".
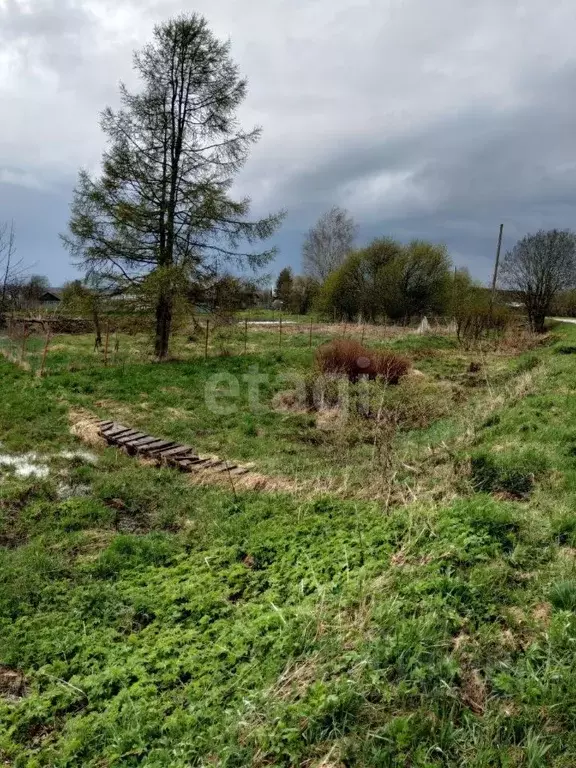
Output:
[{"xmin": 97, "ymin": 420, "xmax": 250, "ymax": 476}]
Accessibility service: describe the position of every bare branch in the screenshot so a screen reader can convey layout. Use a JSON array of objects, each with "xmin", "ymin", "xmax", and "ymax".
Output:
[{"xmin": 302, "ymin": 206, "xmax": 357, "ymax": 280}]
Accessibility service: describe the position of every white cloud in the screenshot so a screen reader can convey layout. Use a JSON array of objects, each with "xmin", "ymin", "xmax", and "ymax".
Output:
[{"xmin": 0, "ymin": 169, "xmax": 48, "ymax": 190}]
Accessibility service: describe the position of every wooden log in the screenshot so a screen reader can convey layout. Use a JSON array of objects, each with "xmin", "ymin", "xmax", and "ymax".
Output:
[
  {"xmin": 187, "ymin": 458, "xmax": 224, "ymax": 471},
  {"xmin": 100, "ymin": 422, "xmax": 128, "ymax": 434},
  {"xmin": 175, "ymin": 459, "xmax": 197, "ymax": 470},
  {"xmin": 214, "ymin": 463, "xmax": 238, "ymax": 473},
  {"xmin": 140, "ymin": 440, "xmax": 180, "ymax": 456},
  {"xmin": 129, "ymin": 435, "xmax": 167, "ymax": 450},
  {"xmin": 122, "ymin": 436, "xmax": 160, "ymax": 452},
  {"xmin": 108, "ymin": 429, "xmax": 142, "ymax": 442},
  {"xmin": 167, "ymin": 456, "xmax": 204, "ymax": 466},
  {"xmin": 176, "ymin": 457, "xmax": 214, "ymax": 471},
  {"xmin": 116, "ymin": 432, "xmax": 149, "ymax": 446},
  {"xmin": 107, "ymin": 429, "xmax": 141, "ymax": 444},
  {"xmin": 101, "ymin": 425, "xmax": 132, "ymax": 439},
  {"xmin": 156, "ymin": 445, "xmax": 197, "ymax": 460}
]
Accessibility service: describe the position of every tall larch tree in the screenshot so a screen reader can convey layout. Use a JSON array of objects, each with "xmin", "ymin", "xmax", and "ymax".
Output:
[{"xmin": 62, "ymin": 14, "xmax": 283, "ymax": 358}]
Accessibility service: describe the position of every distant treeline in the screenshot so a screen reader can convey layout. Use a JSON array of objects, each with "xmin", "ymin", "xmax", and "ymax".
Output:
[{"xmin": 272, "ymin": 238, "xmax": 500, "ymax": 324}]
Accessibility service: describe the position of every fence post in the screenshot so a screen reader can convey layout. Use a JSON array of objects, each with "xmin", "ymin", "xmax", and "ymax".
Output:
[
  {"xmin": 7, "ymin": 321, "xmax": 16, "ymax": 362},
  {"xmin": 361, "ymin": 324, "xmax": 366, "ymax": 345},
  {"xmin": 39, "ymin": 331, "xmax": 51, "ymax": 377},
  {"xmin": 204, "ymin": 319, "xmax": 210, "ymax": 360},
  {"xmin": 103, "ymin": 323, "xmax": 110, "ymax": 367},
  {"xmin": 279, "ymin": 316, "xmax": 283, "ymax": 348},
  {"xmin": 309, "ymin": 319, "xmax": 313, "ymax": 348},
  {"xmin": 244, "ymin": 318, "xmax": 248, "ymax": 354},
  {"xmin": 20, "ymin": 327, "xmax": 28, "ymax": 366}
]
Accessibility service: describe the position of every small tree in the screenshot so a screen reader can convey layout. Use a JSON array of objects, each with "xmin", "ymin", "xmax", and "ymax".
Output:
[
  {"xmin": 289, "ymin": 276, "xmax": 319, "ymax": 314},
  {"xmin": 61, "ymin": 280, "xmax": 107, "ymax": 347},
  {"xmin": 448, "ymin": 267, "xmax": 475, "ymax": 314},
  {"xmin": 317, "ymin": 237, "xmax": 452, "ymax": 322},
  {"xmin": 62, "ymin": 13, "xmax": 282, "ymax": 359},
  {"xmin": 317, "ymin": 238, "xmax": 403, "ymax": 322},
  {"xmin": 207, "ymin": 274, "xmax": 259, "ymax": 314},
  {"xmin": 394, "ymin": 241, "xmax": 452, "ymax": 319},
  {"xmin": 500, "ymin": 229, "xmax": 576, "ymax": 332},
  {"xmin": 302, "ymin": 206, "xmax": 356, "ymax": 281},
  {"xmin": 454, "ymin": 287, "xmax": 511, "ymax": 347},
  {"xmin": 275, "ymin": 267, "xmax": 294, "ymax": 308},
  {"xmin": 0, "ymin": 221, "xmax": 24, "ymax": 322},
  {"xmin": 22, "ymin": 275, "xmax": 50, "ymax": 307},
  {"xmin": 258, "ymin": 286, "xmax": 274, "ymax": 309}
]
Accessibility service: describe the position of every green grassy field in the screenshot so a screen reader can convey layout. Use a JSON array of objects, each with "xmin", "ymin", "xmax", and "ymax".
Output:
[
  {"xmin": 0, "ymin": 320, "xmax": 539, "ymax": 495},
  {"xmin": 1, "ymin": 321, "xmax": 576, "ymax": 766}
]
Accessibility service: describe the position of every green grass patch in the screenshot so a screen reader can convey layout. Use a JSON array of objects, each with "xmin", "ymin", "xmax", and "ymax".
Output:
[
  {"xmin": 470, "ymin": 448, "xmax": 549, "ymax": 498},
  {"xmin": 2, "ymin": 323, "xmax": 576, "ymax": 765}
]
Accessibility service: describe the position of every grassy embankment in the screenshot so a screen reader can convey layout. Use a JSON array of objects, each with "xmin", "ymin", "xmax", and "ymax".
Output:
[{"xmin": 1, "ymin": 322, "xmax": 576, "ymax": 766}]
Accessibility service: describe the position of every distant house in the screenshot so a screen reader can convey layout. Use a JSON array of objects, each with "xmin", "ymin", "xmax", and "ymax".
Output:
[{"xmin": 39, "ymin": 290, "xmax": 62, "ymax": 310}]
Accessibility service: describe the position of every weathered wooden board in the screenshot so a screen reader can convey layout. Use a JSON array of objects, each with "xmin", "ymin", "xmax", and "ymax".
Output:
[
  {"xmin": 128, "ymin": 435, "xmax": 166, "ymax": 450},
  {"xmin": 101, "ymin": 424, "xmax": 131, "ymax": 439},
  {"xmin": 214, "ymin": 463, "xmax": 238, "ymax": 473},
  {"xmin": 116, "ymin": 432, "xmax": 149, "ymax": 446},
  {"xmin": 96, "ymin": 421, "xmax": 250, "ymax": 480},
  {"xmin": 156, "ymin": 445, "xmax": 197, "ymax": 460},
  {"xmin": 108, "ymin": 429, "xmax": 140, "ymax": 443},
  {"xmin": 189, "ymin": 459, "xmax": 224, "ymax": 471},
  {"xmin": 142, "ymin": 441, "xmax": 181, "ymax": 456}
]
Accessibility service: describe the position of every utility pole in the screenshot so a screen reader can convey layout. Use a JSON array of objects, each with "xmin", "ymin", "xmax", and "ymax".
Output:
[{"xmin": 491, "ymin": 224, "xmax": 504, "ymax": 305}]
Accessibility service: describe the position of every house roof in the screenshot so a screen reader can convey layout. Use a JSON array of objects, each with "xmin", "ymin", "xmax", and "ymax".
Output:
[{"xmin": 39, "ymin": 290, "xmax": 62, "ymax": 302}]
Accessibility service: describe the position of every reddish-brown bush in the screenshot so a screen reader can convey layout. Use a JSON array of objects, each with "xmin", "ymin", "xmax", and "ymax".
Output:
[{"xmin": 315, "ymin": 339, "xmax": 410, "ymax": 384}]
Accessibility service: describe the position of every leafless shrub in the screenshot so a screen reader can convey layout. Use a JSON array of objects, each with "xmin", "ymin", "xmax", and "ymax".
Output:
[
  {"xmin": 455, "ymin": 303, "xmax": 511, "ymax": 348},
  {"xmin": 315, "ymin": 339, "xmax": 410, "ymax": 383}
]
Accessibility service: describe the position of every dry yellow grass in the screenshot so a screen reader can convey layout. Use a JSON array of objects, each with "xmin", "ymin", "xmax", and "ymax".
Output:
[{"xmin": 68, "ymin": 409, "xmax": 107, "ymax": 449}]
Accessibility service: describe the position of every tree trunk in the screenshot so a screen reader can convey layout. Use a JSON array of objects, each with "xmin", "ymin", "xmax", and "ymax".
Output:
[
  {"xmin": 155, "ymin": 293, "xmax": 173, "ymax": 359},
  {"xmin": 533, "ymin": 312, "xmax": 546, "ymax": 334},
  {"xmin": 93, "ymin": 308, "xmax": 102, "ymax": 349}
]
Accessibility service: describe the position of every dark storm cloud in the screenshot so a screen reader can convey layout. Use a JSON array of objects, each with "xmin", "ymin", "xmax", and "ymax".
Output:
[
  {"xmin": 265, "ymin": 61, "xmax": 576, "ymax": 275},
  {"xmin": 1, "ymin": 0, "xmax": 576, "ymax": 282}
]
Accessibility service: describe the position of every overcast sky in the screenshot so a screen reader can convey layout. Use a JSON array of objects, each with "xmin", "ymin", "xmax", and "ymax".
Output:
[{"xmin": 1, "ymin": 0, "xmax": 576, "ymax": 285}]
